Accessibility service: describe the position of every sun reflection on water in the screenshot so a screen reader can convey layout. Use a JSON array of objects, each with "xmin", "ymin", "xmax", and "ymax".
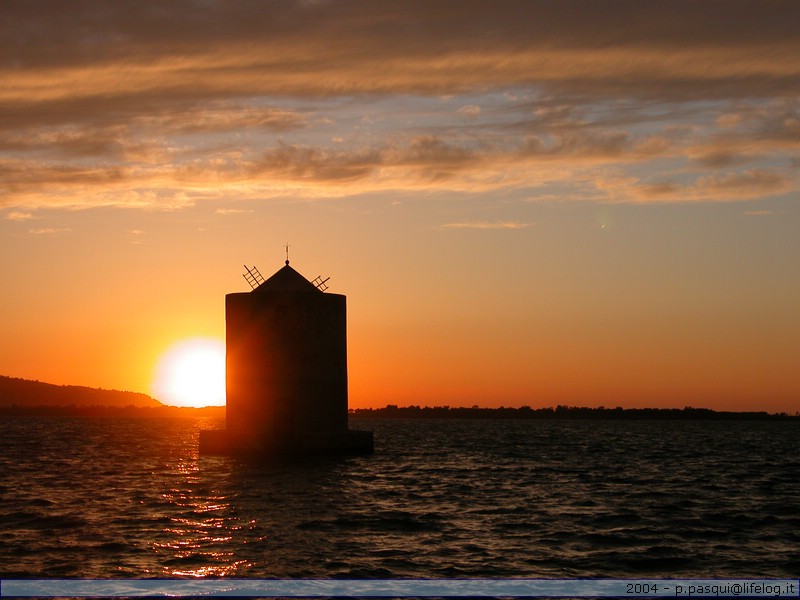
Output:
[{"xmin": 152, "ymin": 456, "xmax": 259, "ymax": 577}]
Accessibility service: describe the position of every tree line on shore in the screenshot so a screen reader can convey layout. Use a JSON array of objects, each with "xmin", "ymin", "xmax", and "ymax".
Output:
[{"xmin": 349, "ymin": 404, "xmax": 798, "ymax": 420}]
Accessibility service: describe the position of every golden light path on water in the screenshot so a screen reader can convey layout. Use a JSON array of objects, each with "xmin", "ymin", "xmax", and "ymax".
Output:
[{"xmin": 155, "ymin": 449, "xmax": 256, "ymax": 577}]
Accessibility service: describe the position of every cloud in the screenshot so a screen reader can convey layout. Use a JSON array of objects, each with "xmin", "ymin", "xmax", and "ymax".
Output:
[
  {"xmin": 126, "ymin": 229, "xmax": 147, "ymax": 244},
  {"xmin": 1, "ymin": 121, "xmax": 795, "ymax": 209},
  {"xmin": 247, "ymin": 143, "xmax": 383, "ymax": 184},
  {"xmin": 457, "ymin": 105, "xmax": 482, "ymax": 117},
  {"xmin": 215, "ymin": 208, "xmax": 254, "ymax": 215},
  {"xmin": 4, "ymin": 2, "xmax": 800, "ymax": 100},
  {"xmin": 440, "ymin": 221, "xmax": 532, "ymax": 230},
  {"xmin": 698, "ymin": 169, "xmax": 791, "ymax": 197},
  {"xmin": 140, "ymin": 105, "xmax": 307, "ymax": 136},
  {"xmin": 634, "ymin": 182, "xmax": 682, "ymax": 199},
  {"xmin": 0, "ymin": 105, "xmax": 307, "ymax": 164},
  {"xmin": 27, "ymin": 227, "xmax": 70, "ymax": 235},
  {"xmin": 631, "ymin": 169, "xmax": 793, "ymax": 203},
  {"xmin": 1, "ymin": 2, "xmax": 800, "ymax": 210},
  {"xmin": 6, "ymin": 211, "xmax": 34, "ymax": 221}
]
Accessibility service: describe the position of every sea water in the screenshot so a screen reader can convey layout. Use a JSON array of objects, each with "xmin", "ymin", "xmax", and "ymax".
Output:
[{"xmin": 0, "ymin": 417, "xmax": 798, "ymax": 578}]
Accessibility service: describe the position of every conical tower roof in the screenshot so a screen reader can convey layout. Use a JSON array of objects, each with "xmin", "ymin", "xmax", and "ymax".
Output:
[{"xmin": 255, "ymin": 262, "xmax": 321, "ymax": 293}]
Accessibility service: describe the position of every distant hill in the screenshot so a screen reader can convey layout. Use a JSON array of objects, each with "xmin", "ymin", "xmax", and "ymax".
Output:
[{"xmin": 0, "ymin": 375, "xmax": 163, "ymax": 408}]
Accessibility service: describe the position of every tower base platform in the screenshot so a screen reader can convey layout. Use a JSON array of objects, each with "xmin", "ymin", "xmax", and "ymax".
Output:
[{"xmin": 199, "ymin": 428, "xmax": 374, "ymax": 456}]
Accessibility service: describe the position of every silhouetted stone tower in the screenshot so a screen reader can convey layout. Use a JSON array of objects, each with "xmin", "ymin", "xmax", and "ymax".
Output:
[{"xmin": 199, "ymin": 260, "xmax": 373, "ymax": 455}]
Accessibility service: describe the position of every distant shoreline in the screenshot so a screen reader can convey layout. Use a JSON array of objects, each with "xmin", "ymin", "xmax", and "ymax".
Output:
[
  {"xmin": 1, "ymin": 404, "xmax": 797, "ymax": 420},
  {"xmin": 349, "ymin": 405, "xmax": 799, "ymax": 420},
  {"xmin": 3, "ymin": 375, "xmax": 796, "ymax": 420}
]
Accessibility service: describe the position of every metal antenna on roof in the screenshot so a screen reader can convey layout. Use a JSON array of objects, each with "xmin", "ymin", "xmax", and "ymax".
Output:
[{"xmin": 284, "ymin": 242, "xmax": 290, "ymax": 265}]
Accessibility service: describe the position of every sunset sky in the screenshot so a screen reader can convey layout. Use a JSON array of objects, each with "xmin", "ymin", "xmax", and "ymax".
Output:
[{"xmin": 1, "ymin": 1, "xmax": 799, "ymax": 412}]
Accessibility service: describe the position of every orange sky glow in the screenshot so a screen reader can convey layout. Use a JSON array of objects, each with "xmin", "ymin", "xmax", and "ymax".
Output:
[{"xmin": 1, "ymin": 1, "xmax": 799, "ymax": 412}]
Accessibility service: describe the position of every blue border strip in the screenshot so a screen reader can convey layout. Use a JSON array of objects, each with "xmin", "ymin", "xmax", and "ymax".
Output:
[{"xmin": 1, "ymin": 578, "xmax": 798, "ymax": 598}]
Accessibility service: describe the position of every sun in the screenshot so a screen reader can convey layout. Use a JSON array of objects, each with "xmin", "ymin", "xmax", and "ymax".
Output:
[{"xmin": 153, "ymin": 337, "xmax": 226, "ymax": 407}]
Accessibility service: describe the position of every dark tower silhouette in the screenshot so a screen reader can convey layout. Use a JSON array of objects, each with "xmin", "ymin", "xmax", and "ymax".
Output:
[{"xmin": 199, "ymin": 260, "xmax": 373, "ymax": 455}]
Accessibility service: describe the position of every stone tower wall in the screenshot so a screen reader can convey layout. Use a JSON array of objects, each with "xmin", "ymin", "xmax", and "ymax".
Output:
[{"xmin": 225, "ymin": 290, "xmax": 348, "ymax": 447}]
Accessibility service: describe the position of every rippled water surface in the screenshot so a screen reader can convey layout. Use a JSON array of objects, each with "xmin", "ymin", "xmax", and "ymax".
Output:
[{"xmin": 0, "ymin": 417, "xmax": 798, "ymax": 578}]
